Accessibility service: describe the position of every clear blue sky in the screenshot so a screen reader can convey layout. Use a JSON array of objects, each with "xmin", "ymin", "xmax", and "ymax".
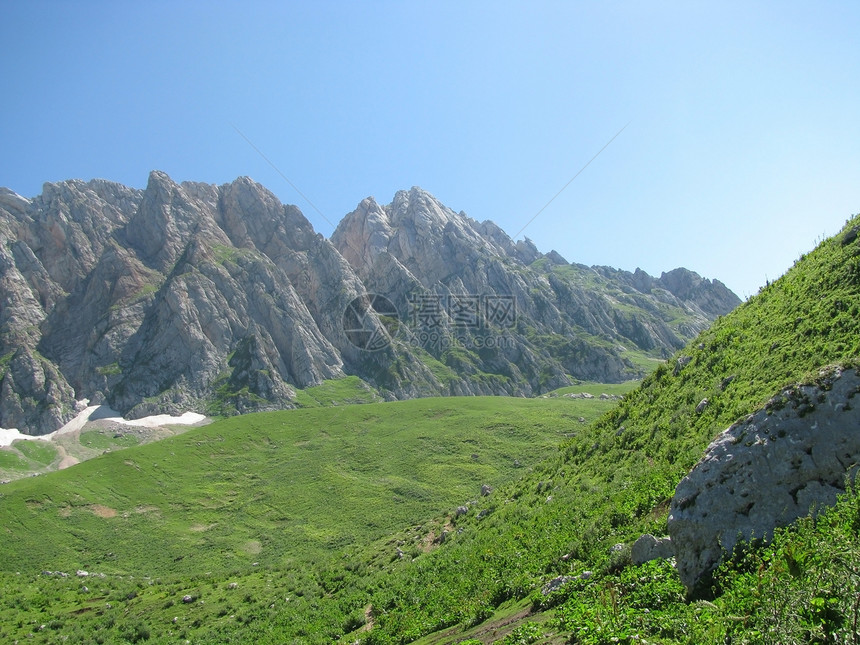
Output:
[{"xmin": 2, "ymin": 1, "xmax": 858, "ymax": 299}]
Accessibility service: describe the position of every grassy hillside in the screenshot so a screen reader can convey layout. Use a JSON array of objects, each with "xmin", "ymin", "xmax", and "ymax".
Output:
[
  {"xmin": 347, "ymin": 214, "xmax": 860, "ymax": 643},
  {"xmin": 0, "ymin": 394, "xmax": 620, "ymax": 643},
  {"xmin": 0, "ymin": 396, "xmax": 627, "ymax": 576},
  {"xmin": 348, "ymin": 213, "xmax": 860, "ymax": 643},
  {"xmin": 0, "ymin": 215, "xmax": 857, "ymax": 644}
]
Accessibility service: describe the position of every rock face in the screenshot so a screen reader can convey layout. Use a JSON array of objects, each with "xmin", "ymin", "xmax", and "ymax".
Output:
[
  {"xmin": 0, "ymin": 173, "xmax": 741, "ymax": 434},
  {"xmin": 1, "ymin": 173, "xmax": 352, "ymax": 426},
  {"xmin": 668, "ymin": 366, "xmax": 860, "ymax": 594},
  {"xmin": 332, "ymin": 186, "xmax": 740, "ymax": 391}
]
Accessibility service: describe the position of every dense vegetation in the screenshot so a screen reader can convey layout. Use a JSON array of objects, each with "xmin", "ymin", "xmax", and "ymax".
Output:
[{"xmin": 0, "ymin": 215, "xmax": 858, "ymax": 643}]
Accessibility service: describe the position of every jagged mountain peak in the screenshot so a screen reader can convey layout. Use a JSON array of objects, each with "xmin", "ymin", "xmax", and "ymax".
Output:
[
  {"xmin": 1, "ymin": 172, "xmax": 740, "ymax": 434},
  {"xmin": 0, "ymin": 188, "xmax": 31, "ymax": 216},
  {"xmin": 332, "ymin": 187, "xmax": 517, "ymax": 286},
  {"xmin": 331, "ymin": 196, "xmax": 394, "ymax": 277},
  {"xmin": 337, "ymin": 187, "xmax": 474, "ymax": 239},
  {"xmin": 126, "ymin": 172, "xmax": 223, "ymax": 272},
  {"xmin": 388, "ymin": 186, "xmax": 463, "ymax": 227}
]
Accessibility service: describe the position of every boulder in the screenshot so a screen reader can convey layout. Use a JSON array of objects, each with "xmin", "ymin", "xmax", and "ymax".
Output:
[
  {"xmin": 841, "ymin": 225, "xmax": 859, "ymax": 246},
  {"xmin": 668, "ymin": 366, "xmax": 860, "ymax": 593},
  {"xmin": 673, "ymin": 356, "xmax": 692, "ymax": 376},
  {"xmin": 631, "ymin": 534, "xmax": 673, "ymax": 565},
  {"xmin": 541, "ymin": 570, "xmax": 593, "ymax": 596}
]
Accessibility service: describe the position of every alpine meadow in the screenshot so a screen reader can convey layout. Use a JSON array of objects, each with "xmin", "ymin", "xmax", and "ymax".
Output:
[{"xmin": 0, "ymin": 188, "xmax": 858, "ymax": 644}]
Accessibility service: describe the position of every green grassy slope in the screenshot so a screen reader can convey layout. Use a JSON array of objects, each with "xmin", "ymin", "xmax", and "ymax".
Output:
[
  {"xmin": 345, "ymin": 214, "xmax": 860, "ymax": 643},
  {"xmin": 0, "ymin": 375, "xmax": 381, "ymax": 484},
  {"xmin": 345, "ymin": 214, "xmax": 860, "ymax": 642},
  {"xmin": 0, "ymin": 395, "xmax": 621, "ymax": 643},
  {"xmin": 0, "ymin": 215, "xmax": 857, "ymax": 644},
  {"xmin": 293, "ymin": 374, "xmax": 385, "ymax": 407},
  {"xmin": 0, "ymin": 396, "xmax": 621, "ymax": 577},
  {"xmin": 0, "ymin": 439, "xmax": 61, "ymax": 477}
]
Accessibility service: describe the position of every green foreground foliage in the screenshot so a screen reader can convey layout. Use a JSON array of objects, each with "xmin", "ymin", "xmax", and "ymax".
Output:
[
  {"xmin": 537, "ymin": 487, "xmax": 860, "ymax": 644},
  {"xmin": 0, "ymin": 215, "xmax": 858, "ymax": 643}
]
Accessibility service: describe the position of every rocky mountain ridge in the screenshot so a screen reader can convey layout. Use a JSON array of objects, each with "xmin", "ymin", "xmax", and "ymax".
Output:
[{"xmin": 0, "ymin": 171, "xmax": 740, "ymax": 434}]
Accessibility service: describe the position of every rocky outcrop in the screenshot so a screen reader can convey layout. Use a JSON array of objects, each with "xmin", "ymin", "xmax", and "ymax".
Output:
[
  {"xmin": 668, "ymin": 366, "xmax": 860, "ymax": 594},
  {"xmin": 592, "ymin": 265, "xmax": 740, "ymax": 324},
  {"xmin": 655, "ymin": 268, "xmax": 739, "ymax": 320},
  {"xmin": 1, "ymin": 173, "xmax": 740, "ymax": 434},
  {"xmin": 0, "ymin": 347, "xmax": 77, "ymax": 434}
]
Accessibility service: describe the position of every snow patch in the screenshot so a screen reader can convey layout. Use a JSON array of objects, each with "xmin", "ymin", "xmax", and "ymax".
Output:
[
  {"xmin": 112, "ymin": 411, "xmax": 207, "ymax": 428},
  {"xmin": 0, "ymin": 427, "xmax": 41, "ymax": 447},
  {"xmin": 1, "ymin": 402, "xmax": 207, "ymax": 446}
]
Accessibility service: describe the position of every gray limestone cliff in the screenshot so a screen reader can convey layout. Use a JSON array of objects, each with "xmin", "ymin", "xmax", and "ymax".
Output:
[
  {"xmin": 1, "ymin": 173, "xmax": 351, "ymax": 426},
  {"xmin": 0, "ymin": 174, "xmax": 740, "ymax": 434},
  {"xmin": 333, "ymin": 187, "xmax": 740, "ymax": 391}
]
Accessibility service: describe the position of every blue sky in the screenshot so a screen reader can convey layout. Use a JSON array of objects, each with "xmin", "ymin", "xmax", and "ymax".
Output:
[{"xmin": 2, "ymin": 1, "xmax": 858, "ymax": 299}]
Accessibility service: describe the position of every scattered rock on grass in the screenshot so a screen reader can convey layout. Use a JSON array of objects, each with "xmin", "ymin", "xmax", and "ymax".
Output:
[
  {"xmin": 541, "ymin": 575, "xmax": 576, "ymax": 595},
  {"xmin": 631, "ymin": 534, "xmax": 673, "ymax": 565}
]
